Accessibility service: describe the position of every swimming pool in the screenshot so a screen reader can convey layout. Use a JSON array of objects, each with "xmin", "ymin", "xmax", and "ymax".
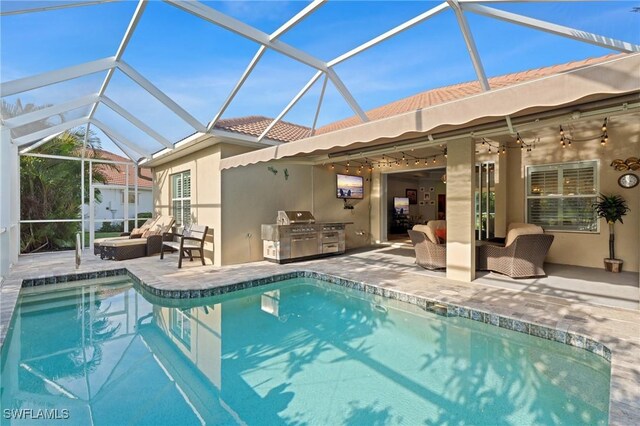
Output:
[{"xmin": 1, "ymin": 275, "xmax": 610, "ymax": 425}]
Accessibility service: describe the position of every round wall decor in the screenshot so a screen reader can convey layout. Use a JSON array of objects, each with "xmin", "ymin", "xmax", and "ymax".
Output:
[{"xmin": 618, "ymin": 173, "xmax": 638, "ymax": 189}]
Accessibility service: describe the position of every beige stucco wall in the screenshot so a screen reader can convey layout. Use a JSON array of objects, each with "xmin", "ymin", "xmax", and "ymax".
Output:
[
  {"xmin": 152, "ymin": 144, "xmax": 224, "ymax": 265},
  {"xmin": 219, "ymin": 162, "xmax": 373, "ymax": 265},
  {"xmin": 312, "ymin": 166, "xmax": 372, "ymax": 248},
  {"xmin": 506, "ymin": 116, "xmax": 640, "ymax": 272}
]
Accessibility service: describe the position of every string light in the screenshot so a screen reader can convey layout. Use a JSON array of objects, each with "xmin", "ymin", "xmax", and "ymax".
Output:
[
  {"xmin": 331, "ymin": 164, "xmax": 334, "ymax": 169},
  {"xmin": 602, "ymin": 118, "xmax": 607, "ymax": 133},
  {"xmin": 516, "ymin": 133, "xmax": 522, "ymax": 144},
  {"xmin": 444, "ymin": 148, "xmax": 447, "ymax": 158},
  {"xmin": 433, "ymin": 157, "xmax": 436, "ymax": 164},
  {"xmin": 502, "ymin": 146, "xmax": 506, "ymax": 154}
]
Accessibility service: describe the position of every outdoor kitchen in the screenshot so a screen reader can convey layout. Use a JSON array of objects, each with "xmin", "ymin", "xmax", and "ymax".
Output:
[{"xmin": 261, "ymin": 211, "xmax": 350, "ymax": 263}]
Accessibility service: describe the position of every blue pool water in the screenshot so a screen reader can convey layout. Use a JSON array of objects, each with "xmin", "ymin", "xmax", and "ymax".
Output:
[{"xmin": 1, "ymin": 276, "xmax": 610, "ymax": 425}]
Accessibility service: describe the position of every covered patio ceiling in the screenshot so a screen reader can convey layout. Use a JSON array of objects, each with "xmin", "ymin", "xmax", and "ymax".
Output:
[{"xmin": 1, "ymin": 1, "xmax": 639, "ymax": 164}]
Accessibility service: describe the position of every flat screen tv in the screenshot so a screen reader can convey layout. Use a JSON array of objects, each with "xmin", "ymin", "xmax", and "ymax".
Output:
[
  {"xmin": 336, "ymin": 174, "xmax": 364, "ymax": 199},
  {"xmin": 394, "ymin": 197, "xmax": 409, "ymax": 215}
]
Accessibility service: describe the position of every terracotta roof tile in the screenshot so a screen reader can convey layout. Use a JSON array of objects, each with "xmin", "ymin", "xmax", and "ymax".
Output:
[
  {"xmin": 210, "ymin": 54, "xmax": 625, "ymax": 142},
  {"xmin": 315, "ymin": 53, "xmax": 625, "ymax": 135},
  {"xmin": 90, "ymin": 149, "xmax": 153, "ymax": 188},
  {"xmin": 214, "ymin": 115, "xmax": 311, "ymax": 143}
]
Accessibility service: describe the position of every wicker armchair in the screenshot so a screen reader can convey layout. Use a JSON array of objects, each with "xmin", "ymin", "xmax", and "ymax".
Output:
[
  {"xmin": 477, "ymin": 233, "xmax": 554, "ymax": 278},
  {"xmin": 408, "ymin": 229, "xmax": 447, "ymax": 270}
]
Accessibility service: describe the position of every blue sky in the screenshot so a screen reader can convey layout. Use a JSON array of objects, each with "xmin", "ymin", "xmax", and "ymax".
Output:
[{"xmin": 2, "ymin": 1, "xmax": 639, "ymax": 156}]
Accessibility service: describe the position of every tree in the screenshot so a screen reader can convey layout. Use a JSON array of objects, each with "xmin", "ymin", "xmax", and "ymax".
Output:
[{"xmin": 2, "ymin": 100, "xmax": 113, "ymax": 252}]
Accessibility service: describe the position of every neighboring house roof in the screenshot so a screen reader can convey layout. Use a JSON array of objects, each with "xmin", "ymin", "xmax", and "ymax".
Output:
[
  {"xmin": 315, "ymin": 53, "xmax": 624, "ymax": 135},
  {"xmin": 214, "ymin": 54, "xmax": 623, "ymax": 142},
  {"xmin": 214, "ymin": 116, "xmax": 311, "ymax": 143},
  {"xmin": 91, "ymin": 149, "xmax": 153, "ymax": 188}
]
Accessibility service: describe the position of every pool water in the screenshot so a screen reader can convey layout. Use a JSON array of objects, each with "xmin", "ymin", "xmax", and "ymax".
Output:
[{"xmin": 1, "ymin": 276, "xmax": 610, "ymax": 425}]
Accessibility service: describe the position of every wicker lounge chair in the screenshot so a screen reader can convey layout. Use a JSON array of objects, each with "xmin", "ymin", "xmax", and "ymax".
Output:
[
  {"xmin": 160, "ymin": 224, "xmax": 209, "ymax": 268},
  {"xmin": 408, "ymin": 221, "xmax": 447, "ymax": 270},
  {"xmin": 477, "ymin": 223, "xmax": 554, "ymax": 278},
  {"xmin": 93, "ymin": 215, "xmax": 174, "ymax": 255},
  {"xmin": 99, "ymin": 234, "xmax": 167, "ymax": 260}
]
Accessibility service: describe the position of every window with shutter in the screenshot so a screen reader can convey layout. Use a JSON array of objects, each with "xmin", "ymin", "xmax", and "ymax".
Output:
[
  {"xmin": 171, "ymin": 171, "xmax": 191, "ymax": 226},
  {"xmin": 526, "ymin": 161, "xmax": 598, "ymax": 232}
]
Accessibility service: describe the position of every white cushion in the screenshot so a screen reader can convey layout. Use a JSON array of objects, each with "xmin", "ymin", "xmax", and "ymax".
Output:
[
  {"xmin": 413, "ymin": 220, "xmax": 446, "ymax": 244},
  {"xmin": 94, "ymin": 236, "xmax": 129, "ymax": 245},
  {"xmin": 100, "ymin": 238, "xmax": 148, "ymax": 248},
  {"xmin": 505, "ymin": 223, "xmax": 543, "ymax": 246}
]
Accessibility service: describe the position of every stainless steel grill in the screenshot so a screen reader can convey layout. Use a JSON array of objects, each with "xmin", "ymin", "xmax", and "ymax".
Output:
[
  {"xmin": 277, "ymin": 211, "xmax": 316, "ymax": 225},
  {"xmin": 262, "ymin": 211, "xmax": 348, "ymax": 263}
]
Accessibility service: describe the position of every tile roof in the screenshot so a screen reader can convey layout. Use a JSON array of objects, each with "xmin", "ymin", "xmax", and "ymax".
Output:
[
  {"xmin": 214, "ymin": 115, "xmax": 311, "ymax": 143},
  {"xmin": 91, "ymin": 149, "xmax": 153, "ymax": 188},
  {"xmin": 315, "ymin": 54, "xmax": 625, "ymax": 135}
]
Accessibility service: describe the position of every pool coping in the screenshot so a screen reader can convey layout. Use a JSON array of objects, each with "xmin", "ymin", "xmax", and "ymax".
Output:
[{"xmin": 3, "ymin": 265, "xmax": 638, "ymax": 425}]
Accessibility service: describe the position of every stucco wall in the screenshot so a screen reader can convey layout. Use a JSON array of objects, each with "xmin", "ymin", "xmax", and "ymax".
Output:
[
  {"xmin": 219, "ymin": 163, "xmax": 373, "ymax": 265},
  {"xmin": 220, "ymin": 162, "xmax": 313, "ymax": 265},
  {"xmin": 92, "ymin": 188, "xmax": 153, "ymax": 230},
  {"xmin": 152, "ymin": 145, "xmax": 223, "ymax": 265},
  {"xmin": 506, "ymin": 116, "xmax": 640, "ymax": 272},
  {"xmin": 312, "ymin": 166, "xmax": 372, "ymax": 249}
]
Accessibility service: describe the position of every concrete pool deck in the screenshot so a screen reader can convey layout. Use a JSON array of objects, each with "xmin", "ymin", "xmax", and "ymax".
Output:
[{"xmin": 1, "ymin": 247, "xmax": 639, "ymax": 425}]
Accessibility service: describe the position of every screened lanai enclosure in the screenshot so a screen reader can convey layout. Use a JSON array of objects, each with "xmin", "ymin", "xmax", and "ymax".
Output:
[{"xmin": 1, "ymin": 0, "xmax": 639, "ymax": 280}]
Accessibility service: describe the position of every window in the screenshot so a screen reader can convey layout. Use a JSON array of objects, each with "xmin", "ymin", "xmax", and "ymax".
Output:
[
  {"xmin": 171, "ymin": 171, "xmax": 191, "ymax": 226},
  {"xmin": 526, "ymin": 161, "xmax": 598, "ymax": 232},
  {"xmin": 170, "ymin": 308, "xmax": 192, "ymax": 350}
]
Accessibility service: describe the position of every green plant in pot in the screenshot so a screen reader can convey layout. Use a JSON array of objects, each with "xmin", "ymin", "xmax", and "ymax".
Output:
[{"xmin": 593, "ymin": 194, "xmax": 630, "ymax": 272}]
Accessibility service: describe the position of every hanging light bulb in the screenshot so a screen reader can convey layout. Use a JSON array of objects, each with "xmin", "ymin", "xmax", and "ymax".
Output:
[
  {"xmin": 560, "ymin": 135, "xmax": 565, "ymax": 145},
  {"xmin": 401, "ymin": 153, "xmax": 405, "ymax": 161},
  {"xmin": 424, "ymin": 159, "xmax": 428, "ymax": 165},
  {"xmin": 346, "ymin": 167, "xmax": 349, "ymax": 173},
  {"xmin": 520, "ymin": 144, "xmax": 524, "ymax": 150},
  {"xmin": 602, "ymin": 118, "xmax": 607, "ymax": 133},
  {"xmin": 559, "ymin": 126, "xmax": 564, "ymax": 137},
  {"xmin": 331, "ymin": 164, "xmax": 335, "ymax": 169},
  {"xmin": 567, "ymin": 139, "xmax": 571, "ymax": 147},
  {"xmin": 444, "ymin": 148, "xmax": 447, "ymax": 158},
  {"xmin": 516, "ymin": 133, "xmax": 522, "ymax": 144},
  {"xmin": 432, "ymin": 157, "xmax": 436, "ymax": 164},
  {"xmin": 502, "ymin": 146, "xmax": 506, "ymax": 154},
  {"xmin": 561, "ymin": 140, "xmax": 566, "ymax": 148},
  {"xmin": 481, "ymin": 139, "xmax": 485, "ymax": 145},
  {"xmin": 605, "ymin": 133, "xmax": 609, "ymax": 144},
  {"xmin": 346, "ymin": 161, "xmax": 350, "ymax": 167},
  {"xmin": 601, "ymin": 135, "xmax": 606, "ymax": 146}
]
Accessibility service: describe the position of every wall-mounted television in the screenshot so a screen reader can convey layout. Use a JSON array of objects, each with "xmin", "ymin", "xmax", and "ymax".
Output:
[
  {"xmin": 336, "ymin": 174, "xmax": 364, "ymax": 199},
  {"xmin": 394, "ymin": 197, "xmax": 409, "ymax": 215}
]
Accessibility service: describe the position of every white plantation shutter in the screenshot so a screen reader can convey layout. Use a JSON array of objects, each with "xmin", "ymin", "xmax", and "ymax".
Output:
[
  {"xmin": 526, "ymin": 161, "xmax": 598, "ymax": 232},
  {"xmin": 171, "ymin": 171, "xmax": 191, "ymax": 226}
]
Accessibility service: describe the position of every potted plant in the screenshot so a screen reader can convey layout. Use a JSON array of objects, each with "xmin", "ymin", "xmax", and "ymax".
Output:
[{"xmin": 593, "ymin": 194, "xmax": 630, "ymax": 272}]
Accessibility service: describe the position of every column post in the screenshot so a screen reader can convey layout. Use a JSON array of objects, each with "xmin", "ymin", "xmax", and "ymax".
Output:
[{"xmin": 446, "ymin": 137, "xmax": 476, "ymax": 282}]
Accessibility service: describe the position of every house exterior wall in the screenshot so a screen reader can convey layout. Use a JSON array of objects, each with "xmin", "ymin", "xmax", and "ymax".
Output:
[
  {"xmin": 152, "ymin": 145, "xmax": 224, "ymax": 265},
  {"xmin": 151, "ymin": 113, "xmax": 638, "ymax": 275},
  {"xmin": 91, "ymin": 187, "xmax": 153, "ymax": 230},
  {"xmin": 506, "ymin": 116, "xmax": 640, "ymax": 272}
]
